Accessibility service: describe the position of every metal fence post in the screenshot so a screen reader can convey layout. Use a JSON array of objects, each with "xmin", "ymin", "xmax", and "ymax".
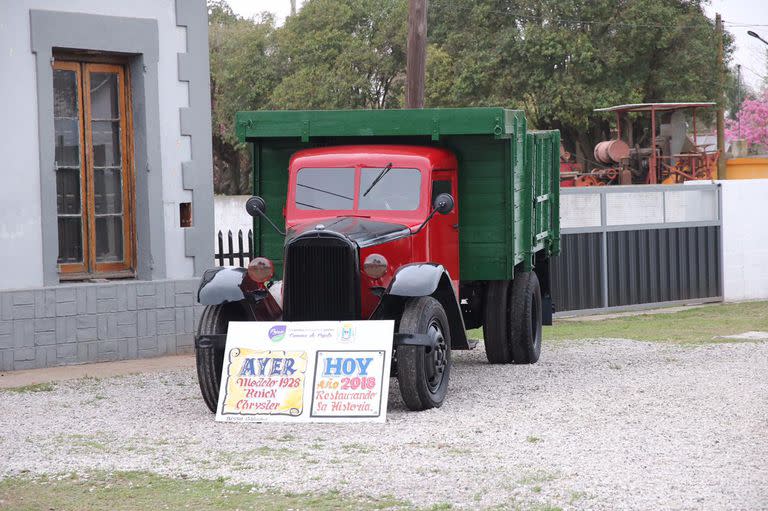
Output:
[{"xmin": 600, "ymin": 189, "xmax": 609, "ymax": 308}]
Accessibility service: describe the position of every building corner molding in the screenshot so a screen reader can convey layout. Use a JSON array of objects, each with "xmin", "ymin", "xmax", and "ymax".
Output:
[{"xmin": 176, "ymin": 0, "xmax": 215, "ymax": 277}]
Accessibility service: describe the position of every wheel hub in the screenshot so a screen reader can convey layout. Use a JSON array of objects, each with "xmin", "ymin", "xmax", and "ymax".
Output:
[{"xmin": 425, "ymin": 319, "xmax": 447, "ymax": 392}]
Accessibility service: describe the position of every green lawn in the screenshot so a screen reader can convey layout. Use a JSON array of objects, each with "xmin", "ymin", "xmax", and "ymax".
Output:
[
  {"xmin": 0, "ymin": 472, "xmax": 408, "ymax": 511},
  {"xmin": 469, "ymin": 301, "xmax": 768, "ymax": 344}
]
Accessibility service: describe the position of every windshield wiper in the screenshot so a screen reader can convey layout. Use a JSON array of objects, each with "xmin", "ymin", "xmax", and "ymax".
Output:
[{"xmin": 362, "ymin": 162, "xmax": 393, "ymax": 197}]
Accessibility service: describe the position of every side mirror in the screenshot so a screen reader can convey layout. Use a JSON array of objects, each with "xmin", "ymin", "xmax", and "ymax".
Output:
[
  {"xmin": 245, "ymin": 196, "xmax": 267, "ymax": 217},
  {"xmin": 433, "ymin": 193, "xmax": 455, "ymax": 215},
  {"xmin": 245, "ymin": 195, "xmax": 285, "ymax": 236}
]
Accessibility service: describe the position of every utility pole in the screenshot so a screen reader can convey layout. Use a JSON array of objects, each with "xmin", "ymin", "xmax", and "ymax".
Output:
[
  {"xmin": 290, "ymin": 0, "xmax": 296, "ymax": 16},
  {"xmin": 716, "ymin": 13, "xmax": 726, "ymax": 179},
  {"xmin": 737, "ymin": 64, "xmax": 742, "ymax": 138},
  {"xmin": 406, "ymin": 0, "xmax": 427, "ymax": 108}
]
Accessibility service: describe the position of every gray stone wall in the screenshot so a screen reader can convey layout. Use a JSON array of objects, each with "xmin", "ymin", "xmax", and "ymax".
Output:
[{"xmin": 0, "ymin": 280, "xmax": 203, "ymax": 371}]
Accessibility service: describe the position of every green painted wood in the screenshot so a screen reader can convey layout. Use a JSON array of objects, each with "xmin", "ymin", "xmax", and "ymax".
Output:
[
  {"xmin": 240, "ymin": 108, "xmax": 559, "ymax": 281},
  {"xmin": 236, "ymin": 108, "xmax": 521, "ymax": 143}
]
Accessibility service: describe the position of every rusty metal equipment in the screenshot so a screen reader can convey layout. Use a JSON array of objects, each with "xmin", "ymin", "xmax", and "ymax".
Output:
[{"xmin": 561, "ymin": 102, "xmax": 720, "ymax": 186}]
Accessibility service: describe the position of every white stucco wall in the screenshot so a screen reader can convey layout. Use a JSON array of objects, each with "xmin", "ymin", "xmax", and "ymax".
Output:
[
  {"xmin": 718, "ymin": 179, "xmax": 768, "ymax": 301},
  {"xmin": 0, "ymin": 0, "xmax": 194, "ymax": 290},
  {"xmin": 214, "ymin": 195, "xmax": 253, "ymax": 242}
]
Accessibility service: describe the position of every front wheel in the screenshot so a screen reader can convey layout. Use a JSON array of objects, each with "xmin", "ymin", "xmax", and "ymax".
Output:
[
  {"xmin": 396, "ymin": 297, "xmax": 452, "ymax": 411},
  {"xmin": 196, "ymin": 303, "xmax": 244, "ymax": 413}
]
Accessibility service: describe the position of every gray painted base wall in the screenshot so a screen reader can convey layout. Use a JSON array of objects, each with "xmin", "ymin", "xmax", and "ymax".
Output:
[{"xmin": 0, "ymin": 280, "xmax": 203, "ymax": 371}]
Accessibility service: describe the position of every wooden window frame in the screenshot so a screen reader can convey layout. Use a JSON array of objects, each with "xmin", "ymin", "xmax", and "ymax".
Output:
[
  {"xmin": 54, "ymin": 61, "xmax": 88, "ymax": 275},
  {"xmin": 54, "ymin": 59, "xmax": 136, "ymax": 280}
]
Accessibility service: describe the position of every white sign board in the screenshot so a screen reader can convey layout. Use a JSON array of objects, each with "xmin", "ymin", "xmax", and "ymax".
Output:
[{"xmin": 215, "ymin": 321, "xmax": 394, "ymax": 423}]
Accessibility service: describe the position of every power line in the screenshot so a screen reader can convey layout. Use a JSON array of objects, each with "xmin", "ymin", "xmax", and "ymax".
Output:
[
  {"xmin": 722, "ymin": 22, "xmax": 768, "ymax": 28},
  {"xmin": 741, "ymin": 63, "xmax": 767, "ymax": 81},
  {"xmin": 430, "ymin": 2, "xmax": 767, "ymax": 31}
]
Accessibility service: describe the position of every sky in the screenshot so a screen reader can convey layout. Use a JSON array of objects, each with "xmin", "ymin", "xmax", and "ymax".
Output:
[{"xmin": 227, "ymin": 0, "xmax": 768, "ymax": 92}]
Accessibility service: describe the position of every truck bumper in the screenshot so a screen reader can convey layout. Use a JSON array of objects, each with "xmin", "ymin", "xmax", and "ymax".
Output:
[{"xmin": 194, "ymin": 332, "xmax": 437, "ymax": 351}]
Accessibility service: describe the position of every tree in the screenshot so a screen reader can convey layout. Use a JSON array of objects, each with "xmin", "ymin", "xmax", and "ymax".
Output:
[
  {"xmin": 207, "ymin": 0, "xmax": 734, "ymax": 189},
  {"xmin": 426, "ymin": 0, "xmax": 732, "ymax": 162},
  {"xmin": 725, "ymin": 90, "xmax": 768, "ymax": 149},
  {"xmin": 208, "ymin": 1, "xmax": 279, "ymax": 194},
  {"xmin": 269, "ymin": 0, "xmax": 407, "ymax": 110}
]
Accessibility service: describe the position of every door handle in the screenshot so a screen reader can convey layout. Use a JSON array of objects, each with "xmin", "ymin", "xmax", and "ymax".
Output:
[{"xmin": 452, "ymin": 224, "xmax": 459, "ymax": 231}]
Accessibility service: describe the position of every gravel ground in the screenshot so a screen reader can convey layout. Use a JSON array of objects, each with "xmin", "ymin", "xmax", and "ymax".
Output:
[{"xmin": 1, "ymin": 338, "xmax": 767, "ymax": 510}]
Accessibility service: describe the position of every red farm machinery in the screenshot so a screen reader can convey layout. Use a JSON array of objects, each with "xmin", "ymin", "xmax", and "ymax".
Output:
[{"xmin": 560, "ymin": 102, "xmax": 720, "ymax": 187}]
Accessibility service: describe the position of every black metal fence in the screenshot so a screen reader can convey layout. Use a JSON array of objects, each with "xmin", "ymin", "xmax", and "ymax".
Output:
[
  {"xmin": 551, "ymin": 184, "xmax": 722, "ymax": 314},
  {"xmin": 215, "ymin": 229, "xmax": 253, "ymax": 267}
]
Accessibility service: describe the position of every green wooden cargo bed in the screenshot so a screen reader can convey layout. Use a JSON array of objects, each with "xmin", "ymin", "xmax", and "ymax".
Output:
[{"xmin": 235, "ymin": 107, "xmax": 560, "ymax": 281}]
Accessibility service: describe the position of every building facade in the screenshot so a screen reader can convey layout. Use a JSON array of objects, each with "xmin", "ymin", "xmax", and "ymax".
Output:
[{"xmin": 0, "ymin": 0, "xmax": 213, "ymax": 370}]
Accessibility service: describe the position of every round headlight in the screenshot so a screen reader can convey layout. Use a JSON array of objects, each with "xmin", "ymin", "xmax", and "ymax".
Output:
[
  {"xmin": 247, "ymin": 257, "xmax": 274, "ymax": 283},
  {"xmin": 363, "ymin": 254, "xmax": 388, "ymax": 279}
]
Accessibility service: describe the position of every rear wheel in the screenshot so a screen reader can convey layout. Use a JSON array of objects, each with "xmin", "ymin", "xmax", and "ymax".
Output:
[
  {"xmin": 509, "ymin": 271, "xmax": 542, "ymax": 364},
  {"xmin": 396, "ymin": 297, "xmax": 451, "ymax": 411},
  {"xmin": 196, "ymin": 304, "xmax": 244, "ymax": 413},
  {"xmin": 483, "ymin": 280, "xmax": 513, "ymax": 364}
]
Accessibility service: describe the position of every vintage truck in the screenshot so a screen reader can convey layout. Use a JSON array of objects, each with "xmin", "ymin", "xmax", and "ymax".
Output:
[{"xmin": 195, "ymin": 108, "xmax": 560, "ymax": 412}]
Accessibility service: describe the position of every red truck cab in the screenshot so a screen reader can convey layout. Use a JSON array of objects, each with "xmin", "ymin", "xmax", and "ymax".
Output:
[{"xmin": 284, "ymin": 145, "xmax": 460, "ymax": 319}]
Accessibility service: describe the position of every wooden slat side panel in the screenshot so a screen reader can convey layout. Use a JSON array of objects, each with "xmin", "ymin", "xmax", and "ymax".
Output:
[{"xmin": 447, "ymin": 136, "xmax": 513, "ymax": 281}]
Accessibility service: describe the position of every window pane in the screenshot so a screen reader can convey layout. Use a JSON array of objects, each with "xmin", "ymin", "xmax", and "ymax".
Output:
[
  {"xmin": 54, "ymin": 119, "xmax": 80, "ymax": 167},
  {"xmin": 89, "ymin": 73, "xmax": 119, "ymax": 119},
  {"xmin": 94, "ymin": 168, "xmax": 122, "ymax": 214},
  {"xmin": 57, "ymin": 217, "xmax": 83, "ymax": 264},
  {"xmin": 53, "ymin": 69, "xmax": 78, "ymax": 118},
  {"xmin": 295, "ymin": 168, "xmax": 355, "ymax": 210},
  {"xmin": 95, "ymin": 216, "xmax": 123, "ymax": 262},
  {"xmin": 91, "ymin": 120, "xmax": 121, "ymax": 167},
  {"xmin": 56, "ymin": 169, "xmax": 81, "ymax": 214},
  {"xmin": 359, "ymin": 168, "xmax": 421, "ymax": 211}
]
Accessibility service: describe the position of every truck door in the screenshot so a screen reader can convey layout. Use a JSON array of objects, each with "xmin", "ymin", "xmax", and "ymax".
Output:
[{"xmin": 429, "ymin": 170, "xmax": 459, "ymax": 293}]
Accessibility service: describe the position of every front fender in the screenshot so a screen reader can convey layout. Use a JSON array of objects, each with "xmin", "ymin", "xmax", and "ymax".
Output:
[
  {"xmin": 375, "ymin": 263, "xmax": 470, "ymax": 350},
  {"xmin": 197, "ymin": 267, "xmax": 275, "ymax": 306},
  {"xmin": 387, "ymin": 263, "xmax": 445, "ymax": 297}
]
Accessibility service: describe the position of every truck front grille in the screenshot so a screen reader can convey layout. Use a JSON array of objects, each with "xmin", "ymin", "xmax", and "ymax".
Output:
[{"xmin": 282, "ymin": 234, "xmax": 359, "ymax": 321}]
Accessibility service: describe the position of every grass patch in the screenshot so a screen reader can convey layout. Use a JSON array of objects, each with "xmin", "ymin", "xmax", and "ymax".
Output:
[
  {"xmin": 518, "ymin": 469, "xmax": 558, "ymax": 486},
  {"xmin": 3, "ymin": 382, "xmax": 56, "ymax": 394},
  {"xmin": 471, "ymin": 302, "xmax": 768, "ymax": 344},
  {"xmin": 526, "ymin": 436, "xmax": 542, "ymax": 444},
  {"xmin": 61, "ymin": 434, "xmax": 110, "ymax": 452},
  {"xmin": 547, "ymin": 301, "xmax": 768, "ymax": 343},
  {"xmin": 342, "ymin": 442, "xmax": 373, "ymax": 454},
  {"xmin": 0, "ymin": 471, "xmax": 409, "ymax": 511}
]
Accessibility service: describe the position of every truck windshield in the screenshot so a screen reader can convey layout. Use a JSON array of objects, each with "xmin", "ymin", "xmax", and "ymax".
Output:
[
  {"xmin": 359, "ymin": 167, "xmax": 421, "ymax": 210},
  {"xmin": 295, "ymin": 167, "xmax": 355, "ymax": 210},
  {"xmin": 295, "ymin": 167, "xmax": 421, "ymax": 211}
]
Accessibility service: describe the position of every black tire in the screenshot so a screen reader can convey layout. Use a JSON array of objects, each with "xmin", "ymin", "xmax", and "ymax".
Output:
[
  {"xmin": 196, "ymin": 304, "xmax": 244, "ymax": 413},
  {"xmin": 483, "ymin": 280, "xmax": 513, "ymax": 364},
  {"xmin": 396, "ymin": 297, "xmax": 451, "ymax": 411},
  {"xmin": 509, "ymin": 271, "xmax": 542, "ymax": 364}
]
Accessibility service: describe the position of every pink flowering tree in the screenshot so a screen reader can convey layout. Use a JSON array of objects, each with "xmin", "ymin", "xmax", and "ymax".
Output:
[{"xmin": 726, "ymin": 90, "xmax": 768, "ymax": 149}]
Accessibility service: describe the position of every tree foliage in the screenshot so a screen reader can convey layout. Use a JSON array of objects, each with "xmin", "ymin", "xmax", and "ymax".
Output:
[
  {"xmin": 426, "ymin": 0, "xmax": 730, "ymax": 160},
  {"xmin": 208, "ymin": 0, "xmax": 278, "ymax": 193},
  {"xmin": 270, "ymin": 0, "xmax": 407, "ymax": 109},
  {"xmin": 208, "ymin": 0, "xmax": 732, "ymax": 193},
  {"xmin": 726, "ymin": 90, "xmax": 768, "ymax": 149}
]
